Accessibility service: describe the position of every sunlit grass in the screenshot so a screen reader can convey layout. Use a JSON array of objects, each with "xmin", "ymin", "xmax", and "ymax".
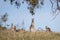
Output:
[{"xmin": 0, "ymin": 30, "xmax": 60, "ymax": 40}]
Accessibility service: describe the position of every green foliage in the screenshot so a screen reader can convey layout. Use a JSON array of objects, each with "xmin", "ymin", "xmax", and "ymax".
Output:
[
  {"xmin": 1, "ymin": 13, "xmax": 8, "ymax": 22},
  {"xmin": 0, "ymin": 13, "xmax": 8, "ymax": 26},
  {"xmin": 10, "ymin": 0, "xmax": 15, "ymax": 5},
  {"xmin": 4, "ymin": 0, "xmax": 6, "ymax": 2},
  {"xmin": 30, "ymin": 7, "xmax": 34, "ymax": 15},
  {"xmin": 3, "ymin": 0, "xmax": 60, "ymax": 19},
  {"xmin": 15, "ymin": 1, "xmax": 21, "ymax": 8},
  {"xmin": 3, "ymin": 0, "xmax": 60, "ymax": 16},
  {"xmin": 28, "ymin": 0, "xmax": 38, "ymax": 7},
  {"xmin": 3, "ymin": 0, "xmax": 44, "ymax": 15},
  {"xmin": 26, "ymin": 0, "xmax": 44, "ymax": 15}
]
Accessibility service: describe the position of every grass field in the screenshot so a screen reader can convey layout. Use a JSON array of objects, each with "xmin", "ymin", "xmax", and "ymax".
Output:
[{"xmin": 0, "ymin": 30, "xmax": 60, "ymax": 40}]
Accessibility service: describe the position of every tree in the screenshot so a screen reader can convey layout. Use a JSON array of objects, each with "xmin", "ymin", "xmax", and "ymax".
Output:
[
  {"xmin": 3, "ymin": 0, "xmax": 60, "ymax": 19},
  {"xmin": 49, "ymin": 0, "xmax": 60, "ymax": 20},
  {"xmin": 3, "ymin": 0, "xmax": 60, "ymax": 30},
  {"xmin": 3, "ymin": 0, "xmax": 44, "ymax": 15}
]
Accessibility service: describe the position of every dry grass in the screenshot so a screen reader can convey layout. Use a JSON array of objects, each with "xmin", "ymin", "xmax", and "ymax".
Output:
[{"xmin": 0, "ymin": 30, "xmax": 60, "ymax": 40}]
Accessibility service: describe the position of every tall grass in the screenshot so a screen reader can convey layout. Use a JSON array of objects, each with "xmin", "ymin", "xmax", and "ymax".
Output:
[{"xmin": 0, "ymin": 30, "xmax": 60, "ymax": 40}]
